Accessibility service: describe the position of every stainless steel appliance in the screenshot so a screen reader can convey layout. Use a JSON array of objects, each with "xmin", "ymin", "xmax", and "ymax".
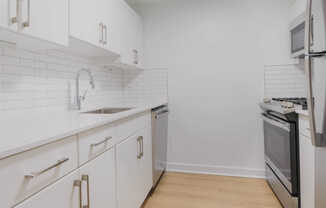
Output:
[
  {"xmin": 303, "ymin": 0, "xmax": 326, "ymax": 147},
  {"xmin": 151, "ymin": 105, "xmax": 168, "ymax": 188},
  {"xmin": 290, "ymin": 12, "xmax": 313, "ymax": 58},
  {"xmin": 260, "ymin": 98, "xmax": 305, "ymax": 208}
]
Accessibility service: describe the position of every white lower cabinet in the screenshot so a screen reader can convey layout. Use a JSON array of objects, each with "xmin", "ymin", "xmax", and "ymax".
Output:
[
  {"xmin": 79, "ymin": 148, "xmax": 116, "ymax": 208},
  {"xmin": 7, "ymin": 112, "xmax": 152, "ymax": 208},
  {"xmin": 15, "ymin": 148, "xmax": 116, "ymax": 208},
  {"xmin": 299, "ymin": 133, "xmax": 315, "ymax": 208},
  {"xmin": 0, "ymin": 136, "xmax": 78, "ymax": 208},
  {"xmin": 15, "ymin": 169, "xmax": 80, "ymax": 208},
  {"xmin": 116, "ymin": 127, "xmax": 153, "ymax": 208}
]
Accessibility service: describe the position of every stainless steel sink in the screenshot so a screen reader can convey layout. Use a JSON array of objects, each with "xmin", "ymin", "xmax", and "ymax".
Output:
[{"xmin": 82, "ymin": 108, "xmax": 132, "ymax": 114}]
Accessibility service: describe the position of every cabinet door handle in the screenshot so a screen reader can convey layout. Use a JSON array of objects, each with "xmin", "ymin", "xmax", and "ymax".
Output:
[
  {"xmin": 90, "ymin": 137, "xmax": 112, "ymax": 147},
  {"xmin": 11, "ymin": 0, "xmax": 19, "ymax": 24},
  {"xmin": 74, "ymin": 180, "xmax": 83, "ymax": 208},
  {"xmin": 22, "ymin": 0, "xmax": 30, "ymax": 27},
  {"xmin": 103, "ymin": 25, "xmax": 108, "ymax": 45},
  {"xmin": 24, "ymin": 158, "xmax": 69, "ymax": 178},
  {"xmin": 137, "ymin": 136, "xmax": 144, "ymax": 158},
  {"xmin": 141, "ymin": 136, "xmax": 144, "ymax": 158},
  {"xmin": 82, "ymin": 175, "xmax": 90, "ymax": 208},
  {"xmin": 99, "ymin": 23, "xmax": 103, "ymax": 44},
  {"xmin": 137, "ymin": 137, "xmax": 142, "ymax": 159},
  {"xmin": 133, "ymin": 49, "xmax": 139, "ymax": 65}
]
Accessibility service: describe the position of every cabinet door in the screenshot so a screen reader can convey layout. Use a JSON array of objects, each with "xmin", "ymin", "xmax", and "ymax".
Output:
[
  {"xmin": 139, "ymin": 127, "xmax": 153, "ymax": 199},
  {"xmin": 19, "ymin": 0, "xmax": 68, "ymax": 46},
  {"xmin": 15, "ymin": 170, "xmax": 80, "ymax": 208},
  {"xmin": 299, "ymin": 133, "xmax": 316, "ymax": 208},
  {"xmin": 118, "ymin": 0, "xmax": 143, "ymax": 67},
  {"xmin": 79, "ymin": 148, "xmax": 116, "ymax": 208},
  {"xmin": 103, "ymin": 0, "xmax": 122, "ymax": 54},
  {"xmin": 116, "ymin": 133, "xmax": 143, "ymax": 208},
  {"xmin": 70, "ymin": 0, "xmax": 103, "ymax": 48},
  {"xmin": 0, "ymin": 0, "xmax": 18, "ymax": 31},
  {"xmin": 116, "ymin": 127, "xmax": 152, "ymax": 208}
]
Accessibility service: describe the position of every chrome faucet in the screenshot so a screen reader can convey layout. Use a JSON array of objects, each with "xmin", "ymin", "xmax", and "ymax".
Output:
[{"xmin": 74, "ymin": 68, "xmax": 95, "ymax": 110}]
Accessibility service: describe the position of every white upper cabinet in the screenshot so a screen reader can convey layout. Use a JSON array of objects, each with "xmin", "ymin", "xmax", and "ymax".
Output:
[
  {"xmin": 0, "ymin": 0, "xmax": 18, "ymax": 31},
  {"xmin": 70, "ymin": 0, "xmax": 144, "ymax": 68},
  {"xmin": 69, "ymin": 0, "xmax": 120, "ymax": 59},
  {"xmin": 70, "ymin": 0, "xmax": 102, "ymax": 49},
  {"xmin": 19, "ymin": 0, "xmax": 68, "ymax": 46},
  {"xmin": 107, "ymin": 0, "xmax": 144, "ymax": 69},
  {"xmin": 0, "ymin": 0, "xmax": 68, "ymax": 49}
]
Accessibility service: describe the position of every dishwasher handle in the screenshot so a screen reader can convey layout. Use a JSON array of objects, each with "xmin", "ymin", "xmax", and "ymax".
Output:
[{"xmin": 155, "ymin": 110, "xmax": 169, "ymax": 119}]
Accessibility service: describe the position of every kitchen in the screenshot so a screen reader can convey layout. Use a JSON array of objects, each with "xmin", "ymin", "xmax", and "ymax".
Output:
[{"xmin": 0, "ymin": 0, "xmax": 325, "ymax": 208}]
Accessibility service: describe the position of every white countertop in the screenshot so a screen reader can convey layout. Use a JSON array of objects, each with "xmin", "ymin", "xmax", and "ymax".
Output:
[
  {"xmin": 296, "ymin": 109, "xmax": 309, "ymax": 116},
  {"xmin": 0, "ymin": 102, "xmax": 167, "ymax": 160}
]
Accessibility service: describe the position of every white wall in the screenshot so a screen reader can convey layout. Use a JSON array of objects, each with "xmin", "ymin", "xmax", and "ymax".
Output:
[{"xmin": 137, "ymin": 0, "xmax": 294, "ymax": 177}]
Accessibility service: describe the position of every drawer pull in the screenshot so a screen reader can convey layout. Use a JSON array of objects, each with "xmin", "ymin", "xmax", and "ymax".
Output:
[
  {"xmin": 90, "ymin": 137, "xmax": 112, "ymax": 147},
  {"xmin": 25, "ymin": 158, "xmax": 70, "ymax": 178}
]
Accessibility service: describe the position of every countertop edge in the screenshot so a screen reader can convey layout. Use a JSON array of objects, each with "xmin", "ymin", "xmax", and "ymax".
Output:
[
  {"xmin": 296, "ymin": 109, "xmax": 309, "ymax": 116},
  {"xmin": 0, "ymin": 103, "xmax": 167, "ymax": 160}
]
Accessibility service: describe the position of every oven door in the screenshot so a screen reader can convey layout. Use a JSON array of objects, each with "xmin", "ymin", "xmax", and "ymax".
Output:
[{"xmin": 262, "ymin": 114, "xmax": 295, "ymax": 194}]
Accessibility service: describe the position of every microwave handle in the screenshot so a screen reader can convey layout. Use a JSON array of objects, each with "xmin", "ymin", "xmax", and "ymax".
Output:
[{"xmin": 304, "ymin": 0, "xmax": 318, "ymax": 146}]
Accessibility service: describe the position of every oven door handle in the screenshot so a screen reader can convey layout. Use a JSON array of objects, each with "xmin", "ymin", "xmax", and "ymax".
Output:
[{"xmin": 261, "ymin": 115, "xmax": 290, "ymax": 132}]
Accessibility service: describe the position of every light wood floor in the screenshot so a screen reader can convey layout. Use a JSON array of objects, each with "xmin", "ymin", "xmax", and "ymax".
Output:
[{"xmin": 143, "ymin": 172, "xmax": 282, "ymax": 208}]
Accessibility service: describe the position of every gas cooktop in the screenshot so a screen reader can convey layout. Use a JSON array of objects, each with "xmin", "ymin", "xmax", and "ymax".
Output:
[{"xmin": 272, "ymin": 97, "xmax": 308, "ymax": 110}]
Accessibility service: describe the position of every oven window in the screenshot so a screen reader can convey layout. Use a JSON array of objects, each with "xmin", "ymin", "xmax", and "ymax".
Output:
[
  {"xmin": 263, "ymin": 121, "xmax": 291, "ymax": 181},
  {"xmin": 291, "ymin": 22, "xmax": 305, "ymax": 54}
]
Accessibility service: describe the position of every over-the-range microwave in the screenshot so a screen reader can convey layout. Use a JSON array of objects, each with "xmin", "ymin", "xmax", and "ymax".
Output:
[{"xmin": 289, "ymin": 12, "xmax": 314, "ymax": 58}]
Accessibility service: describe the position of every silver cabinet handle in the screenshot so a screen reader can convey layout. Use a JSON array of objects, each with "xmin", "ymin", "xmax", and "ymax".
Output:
[
  {"xmin": 74, "ymin": 180, "xmax": 83, "ymax": 208},
  {"xmin": 90, "ymin": 137, "xmax": 112, "ymax": 147},
  {"xmin": 140, "ymin": 136, "xmax": 144, "ymax": 158},
  {"xmin": 24, "ymin": 158, "xmax": 69, "ymax": 178},
  {"xmin": 22, "ymin": 0, "xmax": 30, "ymax": 27},
  {"xmin": 11, "ymin": 0, "xmax": 19, "ymax": 24},
  {"xmin": 103, "ymin": 25, "xmax": 107, "ymax": 45},
  {"xmin": 82, "ymin": 175, "xmax": 90, "ymax": 208},
  {"xmin": 137, "ymin": 136, "xmax": 142, "ymax": 159},
  {"xmin": 99, "ymin": 23, "xmax": 104, "ymax": 44},
  {"xmin": 133, "ymin": 49, "xmax": 139, "ymax": 65}
]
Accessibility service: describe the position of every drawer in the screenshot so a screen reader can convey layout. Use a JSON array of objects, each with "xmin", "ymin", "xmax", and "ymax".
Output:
[
  {"xmin": 115, "ymin": 111, "xmax": 151, "ymax": 141},
  {"xmin": 0, "ymin": 136, "xmax": 78, "ymax": 208},
  {"xmin": 299, "ymin": 116, "xmax": 311, "ymax": 138},
  {"xmin": 78, "ymin": 123, "xmax": 116, "ymax": 165}
]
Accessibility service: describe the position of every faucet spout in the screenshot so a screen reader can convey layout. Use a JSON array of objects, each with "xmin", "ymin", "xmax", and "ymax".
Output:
[{"xmin": 75, "ymin": 68, "xmax": 95, "ymax": 110}]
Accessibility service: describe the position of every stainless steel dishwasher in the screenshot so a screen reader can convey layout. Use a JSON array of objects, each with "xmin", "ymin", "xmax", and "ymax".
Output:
[{"xmin": 152, "ymin": 105, "xmax": 169, "ymax": 189}]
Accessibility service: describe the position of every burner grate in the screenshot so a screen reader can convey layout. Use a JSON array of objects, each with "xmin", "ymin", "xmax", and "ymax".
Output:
[{"xmin": 272, "ymin": 97, "xmax": 308, "ymax": 110}]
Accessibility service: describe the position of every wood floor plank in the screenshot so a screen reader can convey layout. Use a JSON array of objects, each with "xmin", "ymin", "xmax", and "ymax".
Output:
[{"xmin": 143, "ymin": 172, "xmax": 282, "ymax": 208}]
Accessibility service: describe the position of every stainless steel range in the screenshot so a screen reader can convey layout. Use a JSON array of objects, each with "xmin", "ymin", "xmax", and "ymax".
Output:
[{"xmin": 260, "ymin": 98, "xmax": 307, "ymax": 208}]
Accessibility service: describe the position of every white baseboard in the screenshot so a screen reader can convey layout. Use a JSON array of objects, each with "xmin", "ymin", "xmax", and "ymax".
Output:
[{"xmin": 166, "ymin": 162, "xmax": 266, "ymax": 179}]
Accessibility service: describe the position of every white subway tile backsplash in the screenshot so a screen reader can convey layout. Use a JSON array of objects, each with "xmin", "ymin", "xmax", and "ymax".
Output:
[
  {"xmin": 0, "ymin": 46, "xmax": 168, "ymax": 111},
  {"xmin": 264, "ymin": 64, "xmax": 306, "ymax": 98}
]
